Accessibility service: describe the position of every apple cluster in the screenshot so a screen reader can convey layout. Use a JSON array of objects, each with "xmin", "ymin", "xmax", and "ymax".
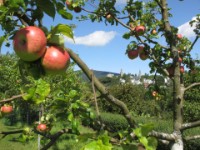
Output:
[
  {"xmin": 127, "ymin": 45, "xmax": 149, "ymax": 61},
  {"xmin": 13, "ymin": 26, "xmax": 70, "ymax": 75}
]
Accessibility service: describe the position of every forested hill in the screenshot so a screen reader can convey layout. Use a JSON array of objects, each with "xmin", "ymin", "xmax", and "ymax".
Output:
[{"xmin": 79, "ymin": 70, "xmax": 120, "ymax": 81}]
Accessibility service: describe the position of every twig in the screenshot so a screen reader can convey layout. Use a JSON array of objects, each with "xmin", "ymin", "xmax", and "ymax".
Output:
[
  {"xmin": 184, "ymin": 82, "xmax": 200, "ymax": 92},
  {"xmin": 91, "ymin": 71, "xmax": 100, "ymax": 117},
  {"xmin": 0, "ymin": 130, "xmax": 23, "ymax": 138},
  {"xmin": 184, "ymin": 135, "xmax": 200, "ymax": 141},
  {"xmin": 0, "ymin": 94, "xmax": 26, "ymax": 104},
  {"xmin": 181, "ymin": 120, "xmax": 200, "ymax": 131},
  {"xmin": 40, "ymin": 129, "xmax": 70, "ymax": 150},
  {"xmin": 189, "ymin": 36, "xmax": 199, "ymax": 52}
]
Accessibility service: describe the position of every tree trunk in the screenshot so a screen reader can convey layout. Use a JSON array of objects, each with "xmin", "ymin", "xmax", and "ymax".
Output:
[{"xmin": 170, "ymin": 136, "xmax": 183, "ymax": 150}]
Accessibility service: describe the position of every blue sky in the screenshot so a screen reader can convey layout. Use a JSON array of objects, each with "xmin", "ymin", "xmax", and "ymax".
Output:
[{"xmin": 1, "ymin": 0, "xmax": 200, "ymax": 75}]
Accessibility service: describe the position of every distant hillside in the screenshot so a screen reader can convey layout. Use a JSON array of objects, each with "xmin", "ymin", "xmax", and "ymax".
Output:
[{"xmin": 78, "ymin": 70, "xmax": 120, "ymax": 81}]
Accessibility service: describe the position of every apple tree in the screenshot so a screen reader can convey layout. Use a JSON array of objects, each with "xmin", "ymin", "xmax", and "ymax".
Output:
[
  {"xmin": 73, "ymin": 0, "xmax": 200, "ymax": 149},
  {"xmin": 0, "ymin": 0, "xmax": 200, "ymax": 150}
]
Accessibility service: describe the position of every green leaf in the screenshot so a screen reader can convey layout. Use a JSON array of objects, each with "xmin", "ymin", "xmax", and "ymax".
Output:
[
  {"xmin": 48, "ymin": 24, "xmax": 74, "ymax": 41},
  {"xmin": 56, "ymin": 2, "xmax": 73, "ymax": 20},
  {"xmin": 22, "ymin": 87, "xmax": 36, "ymax": 101},
  {"xmin": 139, "ymin": 137, "xmax": 148, "ymax": 148},
  {"xmin": 134, "ymin": 128, "xmax": 142, "ymax": 138},
  {"xmin": 82, "ymin": 141, "xmax": 101, "ymax": 150},
  {"xmin": 147, "ymin": 137, "xmax": 158, "ymax": 150},
  {"xmin": 69, "ymin": 90, "xmax": 77, "ymax": 98},
  {"xmin": 0, "ymin": 36, "xmax": 6, "ymax": 52},
  {"xmin": 71, "ymin": 118, "xmax": 80, "ymax": 134},
  {"xmin": 58, "ymin": 9, "xmax": 73, "ymax": 20},
  {"xmin": 9, "ymin": 0, "xmax": 26, "ymax": 9},
  {"xmin": 98, "ymin": 131, "xmax": 110, "ymax": 146},
  {"xmin": 140, "ymin": 123, "xmax": 154, "ymax": 137},
  {"xmin": 123, "ymin": 32, "xmax": 131, "ymax": 39},
  {"xmin": 68, "ymin": 113, "xmax": 74, "ymax": 121},
  {"xmin": 48, "ymin": 34, "xmax": 65, "ymax": 48},
  {"xmin": 81, "ymin": 139, "xmax": 112, "ymax": 150},
  {"xmin": 36, "ymin": 0, "xmax": 56, "ymax": 19},
  {"xmin": 35, "ymin": 79, "xmax": 50, "ymax": 98}
]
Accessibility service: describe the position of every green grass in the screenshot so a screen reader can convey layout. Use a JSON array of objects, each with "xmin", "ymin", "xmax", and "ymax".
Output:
[
  {"xmin": 0, "ymin": 119, "xmax": 95, "ymax": 150},
  {"xmin": 0, "ymin": 115, "xmax": 200, "ymax": 150},
  {"xmin": 0, "ymin": 119, "xmax": 38, "ymax": 150}
]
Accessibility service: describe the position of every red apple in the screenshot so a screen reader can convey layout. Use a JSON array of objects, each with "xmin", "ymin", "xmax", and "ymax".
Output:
[
  {"xmin": 41, "ymin": 46, "xmax": 70, "ymax": 74},
  {"xmin": 127, "ymin": 50, "xmax": 139, "ymax": 59},
  {"xmin": 13, "ymin": 26, "xmax": 47, "ymax": 62},
  {"xmin": 37, "ymin": 123, "xmax": 47, "ymax": 132},
  {"xmin": 135, "ymin": 25, "xmax": 146, "ymax": 36},
  {"xmin": 139, "ymin": 52, "xmax": 148, "ymax": 60},
  {"xmin": 1, "ymin": 105, "xmax": 13, "ymax": 114},
  {"xmin": 180, "ymin": 66, "xmax": 184, "ymax": 73},
  {"xmin": 177, "ymin": 34, "xmax": 183, "ymax": 40}
]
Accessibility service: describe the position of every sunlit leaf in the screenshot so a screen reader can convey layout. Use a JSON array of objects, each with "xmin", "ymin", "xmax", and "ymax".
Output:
[{"xmin": 49, "ymin": 24, "xmax": 74, "ymax": 41}]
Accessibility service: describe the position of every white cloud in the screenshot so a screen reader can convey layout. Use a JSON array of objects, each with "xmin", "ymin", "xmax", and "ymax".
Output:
[
  {"xmin": 65, "ymin": 31, "xmax": 117, "ymax": 46},
  {"xmin": 178, "ymin": 16, "xmax": 197, "ymax": 38}
]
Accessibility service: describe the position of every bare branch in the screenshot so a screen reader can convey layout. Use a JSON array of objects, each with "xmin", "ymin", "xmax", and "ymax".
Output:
[
  {"xmin": 14, "ymin": 11, "xmax": 34, "ymax": 26},
  {"xmin": 184, "ymin": 135, "xmax": 200, "ymax": 141},
  {"xmin": 40, "ymin": 129, "xmax": 70, "ymax": 150},
  {"xmin": 149, "ymin": 130, "xmax": 177, "ymax": 141},
  {"xmin": 0, "ymin": 130, "xmax": 23, "ymax": 138},
  {"xmin": 184, "ymin": 82, "xmax": 200, "ymax": 92},
  {"xmin": 112, "ymin": 15, "xmax": 131, "ymax": 30},
  {"xmin": 66, "ymin": 48, "xmax": 137, "ymax": 128},
  {"xmin": 181, "ymin": 120, "xmax": 200, "ymax": 131},
  {"xmin": 155, "ymin": 0, "xmax": 163, "ymax": 9},
  {"xmin": 189, "ymin": 36, "xmax": 199, "ymax": 52},
  {"xmin": 0, "ymin": 94, "xmax": 26, "ymax": 104},
  {"xmin": 158, "ymin": 139, "xmax": 170, "ymax": 145}
]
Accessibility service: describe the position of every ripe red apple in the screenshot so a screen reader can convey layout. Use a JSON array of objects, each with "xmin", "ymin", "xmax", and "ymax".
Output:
[
  {"xmin": 151, "ymin": 29, "xmax": 157, "ymax": 35},
  {"xmin": 139, "ymin": 52, "xmax": 148, "ymax": 60},
  {"xmin": 41, "ymin": 46, "xmax": 70, "ymax": 74},
  {"xmin": 177, "ymin": 34, "xmax": 183, "ymax": 40},
  {"xmin": 1, "ymin": 105, "xmax": 13, "ymax": 114},
  {"xmin": 37, "ymin": 123, "xmax": 47, "ymax": 132},
  {"xmin": 135, "ymin": 25, "xmax": 146, "ymax": 36},
  {"xmin": 127, "ymin": 50, "xmax": 139, "ymax": 60},
  {"xmin": 13, "ymin": 26, "xmax": 47, "ymax": 62},
  {"xmin": 180, "ymin": 66, "xmax": 184, "ymax": 73}
]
